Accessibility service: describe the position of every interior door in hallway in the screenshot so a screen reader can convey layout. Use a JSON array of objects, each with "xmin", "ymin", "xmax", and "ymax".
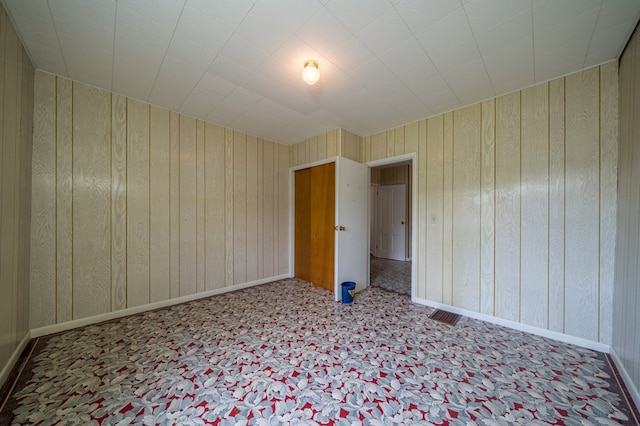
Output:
[
  {"xmin": 376, "ymin": 184, "xmax": 406, "ymax": 261},
  {"xmin": 294, "ymin": 163, "xmax": 335, "ymax": 291}
]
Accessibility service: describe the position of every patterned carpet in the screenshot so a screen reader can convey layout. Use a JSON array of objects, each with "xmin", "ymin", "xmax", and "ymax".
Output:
[
  {"xmin": 369, "ymin": 256, "xmax": 411, "ymax": 296},
  {"xmin": 1, "ymin": 278, "xmax": 638, "ymax": 425}
]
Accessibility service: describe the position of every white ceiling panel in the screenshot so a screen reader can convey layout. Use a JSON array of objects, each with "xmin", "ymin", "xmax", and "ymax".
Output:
[{"xmin": 3, "ymin": 0, "xmax": 639, "ymax": 144}]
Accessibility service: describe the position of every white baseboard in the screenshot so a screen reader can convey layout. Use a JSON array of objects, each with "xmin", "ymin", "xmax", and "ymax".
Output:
[
  {"xmin": 0, "ymin": 331, "xmax": 31, "ymax": 391},
  {"xmin": 412, "ymin": 296, "xmax": 611, "ymax": 354},
  {"xmin": 609, "ymin": 347, "xmax": 640, "ymax": 411},
  {"xmin": 31, "ymin": 274, "xmax": 289, "ymax": 338}
]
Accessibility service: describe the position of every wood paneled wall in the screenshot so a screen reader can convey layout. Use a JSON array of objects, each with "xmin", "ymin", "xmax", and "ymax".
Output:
[
  {"xmin": 615, "ymin": 24, "xmax": 640, "ymax": 403},
  {"xmin": 361, "ymin": 63, "xmax": 618, "ymax": 344},
  {"xmin": 290, "ymin": 128, "xmax": 362, "ymax": 166},
  {"xmin": 30, "ymin": 73, "xmax": 289, "ymax": 328},
  {"xmin": 0, "ymin": 6, "xmax": 34, "ymax": 379}
]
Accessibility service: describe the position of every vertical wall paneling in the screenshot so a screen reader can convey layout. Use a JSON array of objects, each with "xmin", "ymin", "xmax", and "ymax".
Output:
[
  {"xmin": 386, "ymin": 129, "xmax": 395, "ymax": 158},
  {"xmin": 520, "ymin": 84, "xmax": 549, "ymax": 329},
  {"xmin": 179, "ymin": 116, "xmax": 197, "ymax": 296},
  {"xmin": 72, "ymin": 84, "xmax": 111, "ymax": 319},
  {"xmin": 278, "ymin": 144, "xmax": 289, "ymax": 275},
  {"xmin": 394, "ymin": 126, "xmax": 405, "ymax": 156},
  {"xmin": 417, "ymin": 120, "xmax": 427, "ymax": 299},
  {"xmin": 204, "ymin": 123, "xmax": 226, "ymax": 290},
  {"xmin": 317, "ymin": 133, "xmax": 327, "ymax": 160},
  {"xmin": 17, "ymin": 51, "xmax": 34, "ymax": 339},
  {"xmin": 548, "ymin": 78, "xmax": 566, "ymax": 334},
  {"xmin": 111, "ymin": 94, "xmax": 127, "ymax": 311},
  {"xmin": 404, "ymin": 121, "xmax": 419, "ymax": 154},
  {"xmin": 263, "ymin": 141, "xmax": 275, "ymax": 278},
  {"xmin": 225, "ymin": 129, "xmax": 234, "ymax": 285},
  {"xmin": 615, "ymin": 26, "xmax": 640, "ymax": 397},
  {"xmin": 452, "ymin": 105, "xmax": 481, "ymax": 311},
  {"xmin": 29, "ymin": 73, "xmax": 290, "ymax": 330},
  {"xmin": 126, "ymin": 99, "xmax": 150, "ymax": 308},
  {"xmin": 18, "ymin": 53, "xmax": 34, "ymax": 337},
  {"xmin": 598, "ymin": 62, "xmax": 618, "ymax": 345},
  {"xmin": 564, "ymin": 68, "xmax": 600, "ymax": 342},
  {"xmin": 149, "ymin": 106, "xmax": 170, "ymax": 302},
  {"xmin": 233, "ymin": 131, "xmax": 247, "ymax": 284},
  {"xmin": 425, "ymin": 116, "xmax": 444, "ymax": 302},
  {"xmin": 370, "ymin": 132, "xmax": 387, "ymax": 162},
  {"xmin": 195, "ymin": 120, "xmax": 205, "ymax": 293},
  {"xmin": 0, "ymin": 17, "xmax": 17, "ymax": 362},
  {"xmin": 480, "ymin": 100, "xmax": 495, "ymax": 316},
  {"xmin": 55, "ymin": 78, "xmax": 73, "ymax": 323},
  {"xmin": 169, "ymin": 112, "xmax": 180, "ymax": 298},
  {"xmin": 326, "ymin": 130, "xmax": 337, "ymax": 158},
  {"xmin": 442, "ymin": 112, "xmax": 454, "ymax": 305},
  {"xmin": 494, "ymin": 92, "xmax": 521, "ymax": 322},
  {"xmin": 30, "ymin": 72, "xmax": 56, "ymax": 328},
  {"xmin": 246, "ymin": 135, "xmax": 259, "ymax": 282},
  {"xmin": 0, "ymin": 7, "xmax": 34, "ymax": 376}
]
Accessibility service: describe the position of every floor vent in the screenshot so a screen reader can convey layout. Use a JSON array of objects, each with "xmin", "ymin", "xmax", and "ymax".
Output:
[{"xmin": 429, "ymin": 309, "xmax": 461, "ymax": 326}]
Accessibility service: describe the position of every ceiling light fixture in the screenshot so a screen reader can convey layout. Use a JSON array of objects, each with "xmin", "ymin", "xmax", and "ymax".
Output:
[{"xmin": 302, "ymin": 60, "xmax": 320, "ymax": 85}]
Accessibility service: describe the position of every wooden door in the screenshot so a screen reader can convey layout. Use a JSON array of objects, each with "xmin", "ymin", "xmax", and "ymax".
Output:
[{"xmin": 294, "ymin": 163, "xmax": 335, "ymax": 291}]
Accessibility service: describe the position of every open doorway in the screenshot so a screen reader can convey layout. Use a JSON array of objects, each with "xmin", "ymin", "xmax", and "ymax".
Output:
[{"xmin": 367, "ymin": 155, "xmax": 415, "ymax": 298}]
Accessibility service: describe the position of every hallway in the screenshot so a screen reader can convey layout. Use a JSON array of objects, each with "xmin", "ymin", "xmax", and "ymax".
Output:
[{"xmin": 369, "ymin": 256, "xmax": 411, "ymax": 296}]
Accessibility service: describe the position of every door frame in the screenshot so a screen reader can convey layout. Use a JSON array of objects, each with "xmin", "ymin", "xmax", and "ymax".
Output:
[{"xmin": 366, "ymin": 153, "xmax": 417, "ymax": 302}]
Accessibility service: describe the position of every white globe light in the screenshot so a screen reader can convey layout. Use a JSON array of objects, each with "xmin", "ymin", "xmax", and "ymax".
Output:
[{"xmin": 302, "ymin": 60, "xmax": 320, "ymax": 85}]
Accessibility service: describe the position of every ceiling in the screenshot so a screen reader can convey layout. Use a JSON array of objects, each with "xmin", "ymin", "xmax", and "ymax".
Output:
[{"xmin": 3, "ymin": 0, "xmax": 639, "ymax": 145}]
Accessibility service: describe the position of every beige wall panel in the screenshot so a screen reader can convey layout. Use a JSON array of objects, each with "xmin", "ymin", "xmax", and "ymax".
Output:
[
  {"xmin": 126, "ymin": 99, "xmax": 150, "ymax": 308},
  {"xmin": 615, "ymin": 38, "xmax": 637, "ymax": 382},
  {"xmin": 327, "ymin": 130, "xmax": 337, "ymax": 158},
  {"xmin": 17, "ymin": 52, "xmax": 34, "ymax": 338},
  {"xmin": 548, "ymin": 78, "xmax": 565, "ymax": 334},
  {"xmin": 262, "ymin": 141, "xmax": 275, "ymax": 278},
  {"xmin": 404, "ymin": 121, "xmax": 419, "ymax": 154},
  {"xmin": 452, "ymin": 105, "xmax": 481, "ymax": 311},
  {"xmin": 442, "ymin": 113, "xmax": 454, "ymax": 305},
  {"xmin": 72, "ymin": 83, "xmax": 111, "ymax": 320},
  {"xmin": 417, "ymin": 120, "xmax": 427, "ymax": 299},
  {"xmin": 308, "ymin": 136, "xmax": 318, "ymax": 163},
  {"xmin": 30, "ymin": 72, "xmax": 57, "ymax": 328},
  {"xmin": 149, "ymin": 106, "xmax": 170, "ymax": 302},
  {"xmin": 520, "ymin": 84, "xmax": 549, "ymax": 329},
  {"xmin": 111, "ymin": 94, "xmax": 127, "ymax": 312},
  {"xmin": 480, "ymin": 100, "xmax": 495, "ymax": 316},
  {"xmin": 370, "ymin": 132, "xmax": 387, "ymax": 162},
  {"xmin": 204, "ymin": 123, "xmax": 226, "ymax": 290},
  {"xmin": 598, "ymin": 61, "xmax": 618, "ymax": 345},
  {"xmin": 233, "ymin": 132, "xmax": 247, "ymax": 284},
  {"xmin": 55, "ymin": 78, "xmax": 73, "ymax": 323},
  {"xmin": 317, "ymin": 133, "xmax": 327, "ymax": 160},
  {"xmin": 169, "ymin": 112, "xmax": 180, "ymax": 298},
  {"xmin": 394, "ymin": 126, "xmax": 405, "ymax": 156},
  {"xmin": 363, "ymin": 136, "xmax": 371, "ymax": 162},
  {"xmin": 564, "ymin": 68, "xmax": 600, "ymax": 342},
  {"xmin": 180, "ymin": 116, "xmax": 197, "ymax": 296},
  {"xmin": 225, "ymin": 129, "xmax": 234, "ymax": 285},
  {"xmin": 246, "ymin": 135, "xmax": 259, "ymax": 282},
  {"xmin": 615, "ymin": 32, "xmax": 640, "ymax": 389},
  {"xmin": 495, "ymin": 92, "xmax": 521, "ymax": 322},
  {"xmin": 426, "ymin": 115, "xmax": 444, "ymax": 302},
  {"xmin": 196, "ymin": 120, "xmax": 205, "ymax": 293},
  {"xmin": 296, "ymin": 141, "xmax": 307, "ymax": 166},
  {"xmin": 0, "ymin": 23, "xmax": 18, "ymax": 360},
  {"xmin": 0, "ymin": 14, "xmax": 34, "ymax": 365},
  {"xmin": 257, "ymin": 139, "xmax": 264, "ymax": 278},
  {"xmin": 386, "ymin": 129, "xmax": 395, "ymax": 158},
  {"xmin": 18, "ymin": 54, "xmax": 34, "ymax": 337},
  {"xmin": 278, "ymin": 143, "xmax": 289, "ymax": 274},
  {"xmin": 341, "ymin": 129, "xmax": 361, "ymax": 162}
]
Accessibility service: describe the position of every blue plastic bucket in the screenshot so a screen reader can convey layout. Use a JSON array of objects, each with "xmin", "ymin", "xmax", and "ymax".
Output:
[{"xmin": 341, "ymin": 281, "xmax": 356, "ymax": 304}]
